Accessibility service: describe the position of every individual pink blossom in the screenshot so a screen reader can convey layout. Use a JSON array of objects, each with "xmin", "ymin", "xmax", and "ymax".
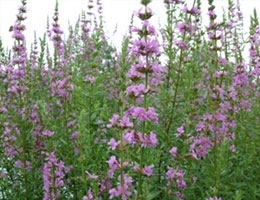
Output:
[
  {"xmin": 0, "ymin": 107, "xmax": 7, "ymax": 113},
  {"xmin": 125, "ymin": 106, "xmax": 158, "ymax": 123},
  {"xmin": 132, "ymin": 37, "xmax": 160, "ymax": 57},
  {"xmin": 107, "ymin": 156, "xmax": 119, "ymax": 172},
  {"xmin": 134, "ymin": 7, "xmax": 153, "ymax": 20},
  {"xmin": 108, "ymin": 138, "xmax": 120, "ymax": 150},
  {"xmin": 126, "ymin": 84, "xmax": 147, "ymax": 97},
  {"xmin": 83, "ymin": 189, "xmax": 93, "ymax": 200},
  {"xmin": 123, "ymin": 130, "xmax": 136, "ymax": 146},
  {"xmin": 148, "ymin": 132, "xmax": 158, "ymax": 147},
  {"xmin": 230, "ymin": 145, "xmax": 236, "ymax": 152},
  {"xmin": 107, "ymin": 114, "xmax": 133, "ymax": 128},
  {"xmin": 169, "ymin": 147, "xmax": 177, "ymax": 158},
  {"xmin": 208, "ymin": 10, "xmax": 217, "ymax": 18},
  {"xmin": 15, "ymin": 160, "xmax": 24, "ymax": 168},
  {"xmin": 175, "ymin": 40, "xmax": 189, "ymax": 49},
  {"xmin": 177, "ymin": 22, "xmax": 194, "ymax": 35},
  {"xmin": 193, "ymin": 176, "xmax": 197, "ymax": 183},
  {"xmin": 84, "ymin": 75, "xmax": 96, "ymax": 85},
  {"xmin": 42, "ymin": 130, "xmax": 54, "ymax": 137},
  {"xmin": 85, "ymin": 170, "xmax": 98, "ymax": 179},
  {"xmin": 176, "ymin": 126, "xmax": 184, "ymax": 137},
  {"xmin": 195, "ymin": 121, "xmax": 205, "ymax": 132},
  {"xmin": 142, "ymin": 164, "xmax": 154, "ymax": 176},
  {"xmin": 107, "ymin": 114, "xmax": 120, "ymax": 128},
  {"xmin": 119, "ymin": 116, "xmax": 134, "ymax": 128},
  {"xmin": 70, "ymin": 131, "xmax": 80, "ymax": 140},
  {"xmin": 166, "ymin": 168, "xmax": 175, "ymax": 179}
]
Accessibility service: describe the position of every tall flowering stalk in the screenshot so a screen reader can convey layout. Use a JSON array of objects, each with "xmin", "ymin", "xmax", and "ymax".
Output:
[
  {"xmin": 105, "ymin": 38, "xmax": 135, "ymax": 200},
  {"xmin": 161, "ymin": 1, "xmax": 202, "ymax": 198},
  {"xmin": 249, "ymin": 9, "xmax": 260, "ymax": 94},
  {"xmin": 128, "ymin": 0, "xmax": 162, "ymax": 198},
  {"xmin": 2, "ymin": 1, "xmax": 32, "ymax": 199},
  {"xmin": 42, "ymin": 151, "xmax": 71, "ymax": 200},
  {"xmin": 105, "ymin": 1, "xmax": 162, "ymax": 199},
  {"xmin": 164, "ymin": 0, "xmax": 197, "ymax": 140}
]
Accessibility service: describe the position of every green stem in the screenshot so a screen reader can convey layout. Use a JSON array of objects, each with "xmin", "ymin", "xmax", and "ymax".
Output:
[
  {"xmin": 120, "ymin": 92, "xmax": 125, "ymax": 187},
  {"xmin": 165, "ymin": 0, "xmax": 196, "ymax": 139}
]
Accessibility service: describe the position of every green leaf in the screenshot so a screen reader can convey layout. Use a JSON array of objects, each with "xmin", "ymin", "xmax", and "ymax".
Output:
[{"xmin": 147, "ymin": 191, "xmax": 161, "ymax": 200}]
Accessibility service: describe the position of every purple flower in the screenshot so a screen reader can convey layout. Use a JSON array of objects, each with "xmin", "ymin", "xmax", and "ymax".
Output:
[
  {"xmin": 175, "ymin": 40, "xmax": 189, "ymax": 49},
  {"xmin": 147, "ymin": 107, "xmax": 158, "ymax": 123},
  {"xmin": 190, "ymin": 137, "xmax": 212, "ymax": 159},
  {"xmin": 166, "ymin": 168, "xmax": 186, "ymax": 190},
  {"xmin": 83, "ymin": 189, "xmax": 93, "ymax": 200},
  {"xmin": 132, "ymin": 37, "xmax": 160, "ymax": 57},
  {"xmin": 230, "ymin": 145, "xmax": 236, "ymax": 152},
  {"xmin": 15, "ymin": 160, "xmax": 24, "ymax": 168},
  {"xmin": 193, "ymin": 176, "xmax": 197, "ymax": 183},
  {"xmin": 0, "ymin": 107, "xmax": 7, "ymax": 113},
  {"xmin": 70, "ymin": 131, "xmax": 80, "ymax": 140},
  {"xmin": 134, "ymin": 7, "xmax": 153, "ymax": 20},
  {"xmin": 195, "ymin": 121, "xmax": 205, "ymax": 132},
  {"xmin": 67, "ymin": 120, "xmax": 76, "ymax": 128},
  {"xmin": 123, "ymin": 130, "xmax": 136, "ymax": 146},
  {"xmin": 108, "ymin": 138, "xmax": 120, "ymax": 150},
  {"xmin": 107, "ymin": 156, "xmax": 118, "ymax": 171},
  {"xmin": 127, "ymin": 67, "xmax": 145, "ymax": 81},
  {"xmin": 125, "ymin": 106, "xmax": 158, "ymax": 123},
  {"xmin": 208, "ymin": 10, "xmax": 217, "ymax": 18},
  {"xmin": 176, "ymin": 126, "xmax": 184, "ymax": 137},
  {"xmin": 177, "ymin": 22, "xmax": 194, "ymax": 35},
  {"xmin": 109, "ymin": 174, "xmax": 133, "ymax": 200},
  {"xmin": 42, "ymin": 130, "xmax": 54, "ymax": 137},
  {"xmin": 107, "ymin": 114, "xmax": 120, "ymax": 128},
  {"xmin": 85, "ymin": 170, "xmax": 98, "ymax": 179},
  {"xmin": 148, "ymin": 132, "xmax": 158, "ymax": 147},
  {"xmin": 126, "ymin": 84, "xmax": 147, "ymax": 97},
  {"xmin": 84, "ymin": 75, "xmax": 96, "ymax": 85},
  {"xmin": 190, "ymin": 7, "xmax": 201, "ymax": 14},
  {"xmin": 169, "ymin": 147, "xmax": 177, "ymax": 158},
  {"xmin": 107, "ymin": 114, "xmax": 133, "ymax": 129},
  {"xmin": 166, "ymin": 168, "xmax": 175, "ymax": 179},
  {"xmin": 142, "ymin": 164, "xmax": 154, "ymax": 176},
  {"xmin": 119, "ymin": 116, "xmax": 134, "ymax": 128}
]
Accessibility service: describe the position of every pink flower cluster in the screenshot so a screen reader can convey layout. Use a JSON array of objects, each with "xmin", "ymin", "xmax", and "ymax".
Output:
[
  {"xmin": 124, "ymin": 106, "xmax": 158, "ymax": 123},
  {"xmin": 42, "ymin": 151, "xmax": 71, "ymax": 200}
]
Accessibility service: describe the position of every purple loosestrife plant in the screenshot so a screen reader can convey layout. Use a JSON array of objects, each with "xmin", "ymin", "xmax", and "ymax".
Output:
[
  {"xmin": 128, "ymin": 2, "xmax": 162, "ymax": 199},
  {"xmin": 0, "ymin": 0, "xmax": 260, "ymax": 199}
]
